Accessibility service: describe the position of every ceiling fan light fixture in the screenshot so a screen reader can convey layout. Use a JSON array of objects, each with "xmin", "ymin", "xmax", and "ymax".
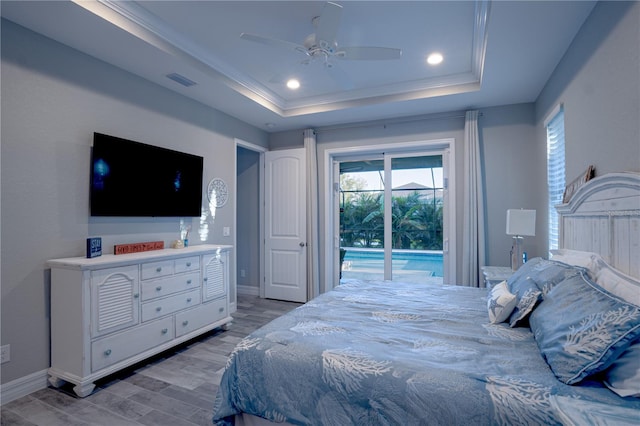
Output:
[
  {"xmin": 240, "ymin": 1, "xmax": 401, "ymax": 90},
  {"xmin": 287, "ymin": 79, "xmax": 301, "ymax": 90},
  {"xmin": 427, "ymin": 52, "xmax": 444, "ymax": 65}
]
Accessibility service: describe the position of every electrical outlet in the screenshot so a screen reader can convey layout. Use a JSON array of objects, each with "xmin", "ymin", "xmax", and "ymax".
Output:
[
  {"xmin": 223, "ymin": 226, "xmax": 231, "ymax": 237},
  {"xmin": 0, "ymin": 344, "xmax": 10, "ymax": 364},
  {"xmin": 240, "ymin": 269, "xmax": 246, "ymax": 278}
]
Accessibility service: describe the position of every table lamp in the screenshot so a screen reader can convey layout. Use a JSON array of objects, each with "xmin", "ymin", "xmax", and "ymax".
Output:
[{"xmin": 506, "ymin": 209, "xmax": 536, "ymax": 270}]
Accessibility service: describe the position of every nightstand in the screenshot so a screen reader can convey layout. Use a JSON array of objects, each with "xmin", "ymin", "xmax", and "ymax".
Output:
[{"xmin": 481, "ymin": 266, "xmax": 513, "ymax": 289}]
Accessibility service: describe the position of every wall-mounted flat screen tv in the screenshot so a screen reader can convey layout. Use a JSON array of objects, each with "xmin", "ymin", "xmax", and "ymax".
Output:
[{"xmin": 90, "ymin": 132, "xmax": 203, "ymax": 217}]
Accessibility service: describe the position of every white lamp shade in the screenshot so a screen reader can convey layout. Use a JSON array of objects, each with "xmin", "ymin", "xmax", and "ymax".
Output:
[{"xmin": 506, "ymin": 209, "xmax": 536, "ymax": 236}]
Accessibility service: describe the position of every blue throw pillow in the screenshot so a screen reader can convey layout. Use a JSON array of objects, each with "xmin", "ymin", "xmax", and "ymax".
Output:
[
  {"xmin": 507, "ymin": 257, "xmax": 545, "ymax": 288},
  {"xmin": 507, "ymin": 258, "xmax": 583, "ymax": 327},
  {"xmin": 508, "ymin": 277, "xmax": 542, "ymax": 327},
  {"xmin": 527, "ymin": 260, "xmax": 583, "ymax": 295},
  {"xmin": 529, "ymin": 271, "xmax": 640, "ymax": 385}
]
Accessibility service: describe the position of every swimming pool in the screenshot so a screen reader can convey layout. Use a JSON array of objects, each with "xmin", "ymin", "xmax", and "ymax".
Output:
[{"xmin": 341, "ymin": 248, "xmax": 443, "ymax": 284}]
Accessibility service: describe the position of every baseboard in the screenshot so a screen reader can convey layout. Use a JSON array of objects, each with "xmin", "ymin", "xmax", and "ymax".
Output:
[
  {"xmin": 0, "ymin": 369, "xmax": 48, "ymax": 405},
  {"xmin": 237, "ymin": 284, "xmax": 260, "ymax": 296}
]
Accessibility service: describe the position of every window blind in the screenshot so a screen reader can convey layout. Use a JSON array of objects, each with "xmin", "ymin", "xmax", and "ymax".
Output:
[{"xmin": 546, "ymin": 107, "xmax": 565, "ymax": 252}]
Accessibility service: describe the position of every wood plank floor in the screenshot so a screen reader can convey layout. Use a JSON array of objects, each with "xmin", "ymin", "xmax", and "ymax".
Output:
[{"xmin": 1, "ymin": 295, "xmax": 302, "ymax": 426}]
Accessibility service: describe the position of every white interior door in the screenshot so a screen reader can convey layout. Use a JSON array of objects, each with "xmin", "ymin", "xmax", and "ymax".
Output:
[{"xmin": 265, "ymin": 148, "xmax": 307, "ymax": 302}]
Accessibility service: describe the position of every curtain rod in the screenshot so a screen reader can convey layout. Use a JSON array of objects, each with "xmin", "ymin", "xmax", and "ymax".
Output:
[{"xmin": 315, "ymin": 111, "xmax": 483, "ymax": 134}]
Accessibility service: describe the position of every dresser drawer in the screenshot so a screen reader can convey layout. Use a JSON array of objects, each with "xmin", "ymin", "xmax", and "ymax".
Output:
[
  {"xmin": 91, "ymin": 316, "xmax": 174, "ymax": 372},
  {"xmin": 175, "ymin": 298, "xmax": 228, "ymax": 337},
  {"xmin": 141, "ymin": 260, "xmax": 175, "ymax": 280},
  {"xmin": 140, "ymin": 272, "xmax": 199, "ymax": 301},
  {"xmin": 175, "ymin": 256, "xmax": 200, "ymax": 274},
  {"xmin": 141, "ymin": 289, "xmax": 201, "ymax": 322}
]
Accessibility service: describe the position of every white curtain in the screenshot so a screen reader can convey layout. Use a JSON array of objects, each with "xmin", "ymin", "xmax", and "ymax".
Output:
[
  {"xmin": 462, "ymin": 110, "xmax": 486, "ymax": 287},
  {"xmin": 304, "ymin": 129, "xmax": 321, "ymax": 299}
]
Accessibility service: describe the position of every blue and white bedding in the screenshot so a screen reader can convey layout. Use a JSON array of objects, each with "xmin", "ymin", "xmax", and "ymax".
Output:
[{"xmin": 213, "ymin": 278, "xmax": 640, "ymax": 425}]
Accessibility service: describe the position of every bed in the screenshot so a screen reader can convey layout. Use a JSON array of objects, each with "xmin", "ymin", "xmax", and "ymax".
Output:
[{"xmin": 213, "ymin": 172, "xmax": 640, "ymax": 425}]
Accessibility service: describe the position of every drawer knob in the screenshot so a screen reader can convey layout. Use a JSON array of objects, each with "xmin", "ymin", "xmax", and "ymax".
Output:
[
  {"xmin": 156, "ymin": 306, "xmax": 162, "ymax": 312},
  {"xmin": 161, "ymin": 328, "xmax": 168, "ymax": 334},
  {"xmin": 219, "ymin": 307, "xmax": 224, "ymax": 313},
  {"xmin": 187, "ymin": 298, "xmax": 192, "ymax": 303},
  {"xmin": 182, "ymin": 320, "xmax": 189, "ymax": 326},
  {"xmin": 156, "ymin": 267, "xmax": 162, "ymax": 272},
  {"xmin": 203, "ymin": 277, "xmax": 208, "ymax": 282},
  {"xmin": 186, "ymin": 262, "xmax": 191, "ymax": 267},
  {"xmin": 156, "ymin": 286, "xmax": 162, "ymax": 291},
  {"xmin": 104, "ymin": 349, "xmax": 112, "ymax": 356},
  {"xmin": 186, "ymin": 280, "xmax": 192, "ymax": 285},
  {"xmin": 133, "ymin": 293, "xmax": 139, "ymax": 299}
]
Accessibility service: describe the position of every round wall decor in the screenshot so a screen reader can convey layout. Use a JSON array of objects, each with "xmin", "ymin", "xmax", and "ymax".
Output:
[{"xmin": 207, "ymin": 178, "xmax": 228, "ymax": 208}]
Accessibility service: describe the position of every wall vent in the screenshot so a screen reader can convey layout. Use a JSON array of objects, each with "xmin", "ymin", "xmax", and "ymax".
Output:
[{"xmin": 166, "ymin": 73, "xmax": 197, "ymax": 87}]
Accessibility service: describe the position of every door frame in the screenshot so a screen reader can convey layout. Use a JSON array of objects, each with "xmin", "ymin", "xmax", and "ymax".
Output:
[
  {"xmin": 234, "ymin": 139, "xmax": 267, "ymax": 300},
  {"xmin": 325, "ymin": 138, "xmax": 457, "ymax": 287}
]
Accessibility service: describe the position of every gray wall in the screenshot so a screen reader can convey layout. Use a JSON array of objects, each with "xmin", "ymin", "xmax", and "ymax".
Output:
[
  {"xmin": 1, "ymin": 20, "xmax": 268, "ymax": 384},
  {"xmin": 534, "ymin": 1, "xmax": 640, "ymax": 245},
  {"xmin": 236, "ymin": 147, "xmax": 261, "ymax": 293},
  {"xmin": 480, "ymin": 104, "xmax": 543, "ymax": 266}
]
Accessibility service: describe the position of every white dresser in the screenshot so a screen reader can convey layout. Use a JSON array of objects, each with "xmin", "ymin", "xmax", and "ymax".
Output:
[{"xmin": 47, "ymin": 244, "xmax": 232, "ymax": 397}]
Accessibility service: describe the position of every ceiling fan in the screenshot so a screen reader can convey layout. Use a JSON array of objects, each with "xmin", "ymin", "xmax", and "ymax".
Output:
[{"xmin": 240, "ymin": 2, "xmax": 402, "ymax": 87}]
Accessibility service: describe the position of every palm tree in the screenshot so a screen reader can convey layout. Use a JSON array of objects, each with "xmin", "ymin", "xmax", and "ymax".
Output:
[
  {"xmin": 413, "ymin": 198, "xmax": 443, "ymax": 249},
  {"xmin": 342, "ymin": 191, "xmax": 384, "ymax": 247},
  {"xmin": 341, "ymin": 190, "xmax": 443, "ymax": 250},
  {"xmin": 390, "ymin": 192, "xmax": 425, "ymax": 249}
]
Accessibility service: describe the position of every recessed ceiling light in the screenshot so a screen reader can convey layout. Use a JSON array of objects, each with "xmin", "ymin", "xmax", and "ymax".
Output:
[
  {"xmin": 286, "ymin": 79, "xmax": 300, "ymax": 90},
  {"xmin": 427, "ymin": 52, "xmax": 443, "ymax": 65}
]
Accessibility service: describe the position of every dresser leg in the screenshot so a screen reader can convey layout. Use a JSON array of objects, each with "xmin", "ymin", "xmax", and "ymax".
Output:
[
  {"xmin": 48, "ymin": 375, "xmax": 65, "ymax": 388},
  {"xmin": 73, "ymin": 382, "xmax": 96, "ymax": 397}
]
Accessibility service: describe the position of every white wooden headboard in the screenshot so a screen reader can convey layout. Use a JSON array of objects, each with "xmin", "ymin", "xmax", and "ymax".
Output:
[{"xmin": 556, "ymin": 172, "xmax": 640, "ymax": 279}]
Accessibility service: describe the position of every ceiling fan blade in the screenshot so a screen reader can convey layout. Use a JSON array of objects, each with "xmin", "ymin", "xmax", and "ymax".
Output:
[
  {"xmin": 315, "ymin": 2, "xmax": 342, "ymax": 48},
  {"xmin": 240, "ymin": 33, "xmax": 307, "ymax": 54},
  {"xmin": 337, "ymin": 46, "xmax": 402, "ymax": 60},
  {"xmin": 326, "ymin": 63, "xmax": 354, "ymax": 90}
]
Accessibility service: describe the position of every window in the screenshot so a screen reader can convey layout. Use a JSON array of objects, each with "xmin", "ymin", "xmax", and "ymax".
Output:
[
  {"xmin": 338, "ymin": 154, "xmax": 445, "ymax": 284},
  {"xmin": 546, "ymin": 106, "xmax": 565, "ymax": 252}
]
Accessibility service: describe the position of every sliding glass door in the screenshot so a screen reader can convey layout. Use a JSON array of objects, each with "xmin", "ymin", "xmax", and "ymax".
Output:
[{"xmin": 339, "ymin": 153, "xmax": 445, "ymax": 284}]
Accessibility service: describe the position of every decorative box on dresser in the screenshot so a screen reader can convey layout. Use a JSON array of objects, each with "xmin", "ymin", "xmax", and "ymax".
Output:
[{"xmin": 47, "ymin": 244, "xmax": 233, "ymax": 397}]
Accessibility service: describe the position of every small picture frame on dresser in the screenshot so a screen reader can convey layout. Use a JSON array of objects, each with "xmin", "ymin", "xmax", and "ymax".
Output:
[{"xmin": 86, "ymin": 237, "xmax": 102, "ymax": 258}]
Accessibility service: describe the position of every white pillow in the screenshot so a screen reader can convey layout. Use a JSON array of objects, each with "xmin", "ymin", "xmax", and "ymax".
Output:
[
  {"xmin": 487, "ymin": 281, "xmax": 517, "ymax": 324},
  {"xmin": 595, "ymin": 261, "xmax": 640, "ymax": 306},
  {"xmin": 604, "ymin": 341, "xmax": 640, "ymax": 398},
  {"xmin": 549, "ymin": 248, "xmax": 604, "ymax": 277}
]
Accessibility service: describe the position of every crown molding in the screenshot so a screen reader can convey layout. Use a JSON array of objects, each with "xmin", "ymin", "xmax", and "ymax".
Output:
[{"xmin": 73, "ymin": 0, "xmax": 489, "ymax": 118}]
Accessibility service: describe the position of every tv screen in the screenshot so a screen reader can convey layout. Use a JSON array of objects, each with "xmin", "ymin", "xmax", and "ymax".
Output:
[{"xmin": 90, "ymin": 133, "xmax": 204, "ymax": 217}]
